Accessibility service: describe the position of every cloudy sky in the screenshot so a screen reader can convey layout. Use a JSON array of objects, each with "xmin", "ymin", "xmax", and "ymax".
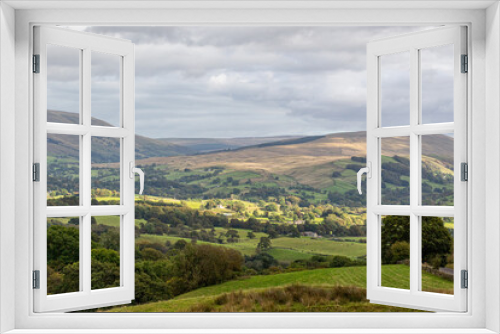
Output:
[{"xmin": 48, "ymin": 26, "xmax": 453, "ymax": 139}]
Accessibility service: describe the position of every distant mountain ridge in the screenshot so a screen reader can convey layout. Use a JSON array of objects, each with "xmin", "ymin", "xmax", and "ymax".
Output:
[
  {"xmin": 134, "ymin": 130, "xmax": 453, "ymax": 190},
  {"xmin": 47, "ymin": 110, "xmax": 195, "ymax": 163},
  {"xmin": 160, "ymin": 136, "xmax": 302, "ymax": 153}
]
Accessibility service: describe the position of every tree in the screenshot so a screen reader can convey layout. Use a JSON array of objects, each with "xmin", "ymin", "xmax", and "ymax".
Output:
[
  {"xmin": 47, "ymin": 225, "xmax": 79, "ymax": 270},
  {"xmin": 332, "ymin": 171, "xmax": 342, "ymax": 178},
  {"xmin": 256, "ymin": 237, "xmax": 272, "ymax": 252},
  {"xmin": 290, "ymin": 226, "xmax": 301, "ymax": 238},
  {"xmin": 422, "ymin": 217, "xmax": 453, "ymax": 263},
  {"xmin": 267, "ymin": 229, "xmax": 279, "ymax": 239},
  {"xmin": 232, "ymin": 201, "xmax": 245, "ymax": 213},
  {"xmin": 225, "ymin": 229, "xmax": 240, "ymax": 243},
  {"xmin": 204, "ymin": 200, "xmax": 216, "ymax": 209},
  {"xmin": 390, "ymin": 241, "xmax": 410, "ymax": 263},
  {"xmin": 265, "ymin": 203, "xmax": 278, "ymax": 212},
  {"xmin": 68, "ymin": 217, "xmax": 80, "ymax": 225},
  {"xmin": 381, "ymin": 216, "xmax": 452, "ymax": 264},
  {"xmin": 247, "ymin": 231, "xmax": 256, "ymax": 239}
]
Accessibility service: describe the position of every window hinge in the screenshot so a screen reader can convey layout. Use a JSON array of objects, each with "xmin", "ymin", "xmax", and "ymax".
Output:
[
  {"xmin": 461, "ymin": 270, "xmax": 468, "ymax": 289},
  {"xmin": 461, "ymin": 162, "xmax": 468, "ymax": 181},
  {"xmin": 33, "ymin": 54, "xmax": 40, "ymax": 73},
  {"xmin": 461, "ymin": 54, "xmax": 468, "ymax": 73},
  {"xmin": 33, "ymin": 163, "xmax": 40, "ymax": 182},
  {"xmin": 33, "ymin": 270, "xmax": 40, "ymax": 289}
]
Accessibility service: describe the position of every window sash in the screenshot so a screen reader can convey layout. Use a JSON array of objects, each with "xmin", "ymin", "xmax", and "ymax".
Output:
[
  {"xmin": 33, "ymin": 26, "xmax": 136, "ymax": 313},
  {"xmin": 366, "ymin": 26, "xmax": 468, "ymax": 312}
]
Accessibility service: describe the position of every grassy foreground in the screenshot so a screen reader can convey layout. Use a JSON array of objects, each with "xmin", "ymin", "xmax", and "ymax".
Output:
[{"xmin": 105, "ymin": 265, "xmax": 453, "ymax": 312}]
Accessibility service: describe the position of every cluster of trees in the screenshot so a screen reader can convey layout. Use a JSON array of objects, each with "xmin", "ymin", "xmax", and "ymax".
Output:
[
  {"xmin": 47, "ymin": 159, "xmax": 79, "ymax": 196},
  {"xmin": 47, "ymin": 195, "xmax": 80, "ymax": 206},
  {"xmin": 290, "ymin": 255, "xmax": 365, "ymax": 270},
  {"xmin": 381, "ymin": 216, "xmax": 453, "ymax": 268},
  {"xmin": 134, "ymin": 202, "xmax": 366, "ymax": 244},
  {"xmin": 47, "ymin": 219, "xmax": 122, "ymax": 294},
  {"xmin": 47, "ymin": 219, "xmax": 244, "ymax": 305}
]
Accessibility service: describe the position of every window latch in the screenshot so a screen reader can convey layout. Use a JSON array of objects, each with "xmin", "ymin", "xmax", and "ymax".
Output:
[
  {"xmin": 357, "ymin": 162, "xmax": 371, "ymax": 195},
  {"xmin": 129, "ymin": 162, "xmax": 145, "ymax": 195}
]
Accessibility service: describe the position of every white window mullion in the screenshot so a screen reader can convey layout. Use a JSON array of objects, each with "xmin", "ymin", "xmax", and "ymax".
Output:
[
  {"xmin": 121, "ymin": 51, "xmax": 135, "ymax": 296},
  {"xmin": 81, "ymin": 214, "xmax": 91, "ymax": 294},
  {"xmin": 81, "ymin": 47, "xmax": 92, "ymax": 295},
  {"xmin": 366, "ymin": 44, "xmax": 380, "ymax": 301},
  {"xmin": 409, "ymin": 47, "xmax": 420, "ymax": 295}
]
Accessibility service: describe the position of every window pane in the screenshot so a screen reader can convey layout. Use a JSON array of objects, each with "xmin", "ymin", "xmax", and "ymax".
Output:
[
  {"xmin": 421, "ymin": 134, "xmax": 454, "ymax": 206},
  {"xmin": 47, "ymin": 217, "xmax": 80, "ymax": 294},
  {"xmin": 381, "ymin": 215, "xmax": 410, "ymax": 290},
  {"xmin": 47, "ymin": 134, "xmax": 80, "ymax": 206},
  {"xmin": 91, "ymin": 216, "xmax": 121, "ymax": 290},
  {"xmin": 421, "ymin": 216, "xmax": 454, "ymax": 295},
  {"xmin": 91, "ymin": 52, "xmax": 121, "ymax": 127},
  {"xmin": 421, "ymin": 44, "xmax": 454, "ymax": 124},
  {"xmin": 91, "ymin": 137, "xmax": 121, "ymax": 205},
  {"xmin": 381, "ymin": 137, "xmax": 410, "ymax": 205},
  {"xmin": 380, "ymin": 51, "xmax": 410, "ymax": 127},
  {"xmin": 47, "ymin": 44, "xmax": 80, "ymax": 124}
]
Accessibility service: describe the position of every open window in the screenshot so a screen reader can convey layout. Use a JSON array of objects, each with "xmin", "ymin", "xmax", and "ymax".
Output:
[
  {"xmin": 363, "ymin": 26, "xmax": 467, "ymax": 312},
  {"xmin": 33, "ymin": 26, "xmax": 139, "ymax": 312}
]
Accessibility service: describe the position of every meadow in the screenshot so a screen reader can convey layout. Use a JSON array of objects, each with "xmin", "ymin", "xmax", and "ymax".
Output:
[{"xmin": 106, "ymin": 265, "xmax": 453, "ymax": 312}]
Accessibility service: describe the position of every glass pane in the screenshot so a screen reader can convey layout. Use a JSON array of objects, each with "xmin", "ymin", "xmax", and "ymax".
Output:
[
  {"xmin": 380, "ymin": 51, "xmax": 410, "ymax": 127},
  {"xmin": 421, "ymin": 44, "xmax": 454, "ymax": 124},
  {"xmin": 421, "ymin": 216, "xmax": 454, "ymax": 295},
  {"xmin": 47, "ymin": 44, "xmax": 80, "ymax": 124},
  {"xmin": 91, "ymin": 216, "xmax": 121, "ymax": 290},
  {"xmin": 91, "ymin": 137, "xmax": 121, "ymax": 205},
  {"xmin": 47, "ymin": 134, "xmax": 80, "ymax": 206},
  {"xmin": 381, "ymin": 215, "xmax": 410, "ymax": 290},
  {"xmin": 47, "ymin": 217, "xmax": 80, "ymax": 294},
  {"xmin": 91, "ymin": 52, "xmax": 121, "ymax": 127},
  {"xmin": 381, "ymin": 136, "xmax": 410, "ymax": 205},
  {"xmin": 421, "ymin": 134, "xmax": 454, "ymax": 206}
]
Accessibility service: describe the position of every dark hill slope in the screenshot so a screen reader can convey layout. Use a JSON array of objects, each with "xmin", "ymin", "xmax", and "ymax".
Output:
[{"xmin": 47, "ymin": 110, "xmax": 195, "ymax": 162}]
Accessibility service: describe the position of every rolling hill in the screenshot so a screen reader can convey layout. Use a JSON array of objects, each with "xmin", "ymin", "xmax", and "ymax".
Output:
[
  {"xmin": 134, "ymin": 131, "xmax": 454, "ymax": 190},
  {"xmin": 160, "ymin": 136, "xmax": 301, "ymax": 153},
  {"xmin": 104, "ymin": 265, "xmax": 452, "ymax": 312}
]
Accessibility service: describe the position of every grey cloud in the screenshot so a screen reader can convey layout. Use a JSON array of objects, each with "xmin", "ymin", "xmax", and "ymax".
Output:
[{"xmin": 52, "ymin": 26, "xmax": 439, "ymax": 138}]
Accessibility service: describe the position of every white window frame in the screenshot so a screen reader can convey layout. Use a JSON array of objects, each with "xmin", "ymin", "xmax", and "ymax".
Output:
[
  {"xmin": 366, "ymin": 26, "xmax": 467, "ymax": 312},
  {"xmin": 0, "ymin": 2, "xmax": 499, "ymax": 333},
  {"xmin": 33, "ymin": 26, "xmax": 136, "ymax": 312}
]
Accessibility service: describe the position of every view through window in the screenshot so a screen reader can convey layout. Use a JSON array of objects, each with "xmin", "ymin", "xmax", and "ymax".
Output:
[{"xmin": 45, "ymin": 26, "xmax": 456, "ymax": 312}]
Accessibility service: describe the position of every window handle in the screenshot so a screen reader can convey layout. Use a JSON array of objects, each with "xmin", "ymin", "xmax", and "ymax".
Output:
[
  {"xmin": 129, "ymin": 162, "xmax": 145, "ymax": 195},
  {"xmin": 357, "ymin": 162, "xmax": 371, "ymax": 195}
]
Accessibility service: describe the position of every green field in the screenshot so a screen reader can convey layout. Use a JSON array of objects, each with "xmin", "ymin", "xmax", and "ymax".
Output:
[
  {"xmin": 105, "ymin": 265, "xmax": 452, "ymax": 312},
  {"xmin": 136, "ymin": 228, "xmax": 366, "ymax": 262}
]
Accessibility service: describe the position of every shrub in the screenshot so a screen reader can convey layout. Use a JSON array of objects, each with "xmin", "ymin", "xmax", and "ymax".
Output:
[{"xmin": 390, "ymin": 241, "xmax": 410, "ymax": 263}]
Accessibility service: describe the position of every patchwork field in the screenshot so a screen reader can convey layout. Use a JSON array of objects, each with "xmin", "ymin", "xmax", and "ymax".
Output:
[{"xmin": 136, "ymin": 229, "xmax": 366, "ymax": 262}]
